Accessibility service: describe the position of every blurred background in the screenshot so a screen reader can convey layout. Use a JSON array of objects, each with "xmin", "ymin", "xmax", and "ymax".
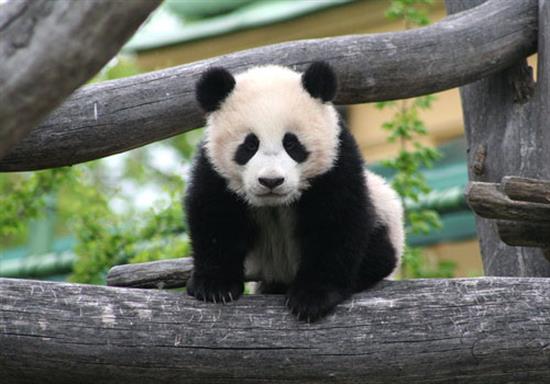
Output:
[{"xmin": 3, "ymin": 0, "xmax": 525, "ymax": 284}]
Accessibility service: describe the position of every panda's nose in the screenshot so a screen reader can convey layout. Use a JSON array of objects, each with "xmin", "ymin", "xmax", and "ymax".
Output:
[{"xmin": 258, "ymin": 177, "xmax": 284, "ymax": 189}]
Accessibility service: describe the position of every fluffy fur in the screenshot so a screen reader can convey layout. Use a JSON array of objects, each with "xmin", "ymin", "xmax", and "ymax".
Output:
[{"xmin": 186, "ymin": 62, "xmax": 404, "ymax": 322}]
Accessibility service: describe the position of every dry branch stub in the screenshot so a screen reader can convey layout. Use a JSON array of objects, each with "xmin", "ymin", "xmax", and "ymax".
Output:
[
  {"xmin": 467, "ymin": 177, "xmax": 550, "ymax": 249},
  {"xmin": 465, "ymin": 181, "xmax": 550, "ymax": 223},
  {"xmin": 0, "ymin": 0, "xmax": 538, "ymax": 171},
  {"xmin": 2, "ymin": 277, "xmax": 550, "ymax": 383},
  {"xmin": 107, "ymin": 258, "xmax": 193, "ymax": 288},
  {"xmin": 502, "ymin": 176, "xmax": 550, "ymax": 204}
]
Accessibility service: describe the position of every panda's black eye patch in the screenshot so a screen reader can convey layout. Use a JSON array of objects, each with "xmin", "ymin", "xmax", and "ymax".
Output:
[
  {"xmin": 234, "ymin": 133, "xmax": 259, "ymax": 165},
  {"xmin": 283, "ymin": 133, "xmax": 309, "ymax": 163}
]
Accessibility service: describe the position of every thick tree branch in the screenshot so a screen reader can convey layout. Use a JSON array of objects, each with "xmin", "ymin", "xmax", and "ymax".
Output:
[
  {"xmin": 1, "ymin": 277, "xmax": 550, "ymax": 383},
  {"xmin": 0, "ymin": 0, "xmax": 537, "ymax": 171},
  {"xmin": 0, "ymin": 0, "xmax": 161, "ymax": 160}
]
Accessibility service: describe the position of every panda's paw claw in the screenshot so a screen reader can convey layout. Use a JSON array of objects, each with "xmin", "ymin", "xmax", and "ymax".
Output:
[
  {"xmin": 286, "ymin": 285, "xmax": 348, "ymax": 323},
  {"xmin": 187, "ymin": 272, "xmax": 243, "ymax": 304}
]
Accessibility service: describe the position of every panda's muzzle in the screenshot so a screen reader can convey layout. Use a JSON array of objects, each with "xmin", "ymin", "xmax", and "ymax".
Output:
[{"xmin": 258, "ymin": 177, "xmax": 285, "ymax": 189}]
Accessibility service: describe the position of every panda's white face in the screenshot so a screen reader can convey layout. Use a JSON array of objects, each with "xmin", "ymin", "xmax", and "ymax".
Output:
[{"xmin": 203, "ymin": 65, "xmax": 340, "ymax": 207}]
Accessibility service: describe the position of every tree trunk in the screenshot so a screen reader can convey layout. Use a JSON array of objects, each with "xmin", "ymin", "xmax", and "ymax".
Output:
[{"xmin": 446, "ymin": 0, "xmax": 550, "ymax": 276}]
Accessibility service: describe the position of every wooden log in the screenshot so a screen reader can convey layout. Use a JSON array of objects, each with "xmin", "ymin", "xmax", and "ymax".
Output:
[
  {"xmin": 107, "ymin": 258, "xmax": 193, "ymax": 289},
  {"xmin": 0, "ymin": 0, "xmax": 538, "ymax": 171},
  {"xmin": 0, "ymin": 0, "xmax": 161, "ymax": 159},
  {"xmin": 502, "ymin": 176, "xmax": 550, "ymax": 204},
  {"xmin": 497, "ymin": 220, "xmax": 550, "ymax": 247},
  {"xmin": 447, "ymin": 0, "xmax": 550, "ymax": 277},
  {"xmin": 465, "ymin": 182, "xmax": 550, "ymax": 222},
  {"xmin": 540, "ymin": 0, "xmax": 550, "ymax": 264},
  {"xmin": 2, "ymin": 277, "xmax": 550, "ymax": 383}
]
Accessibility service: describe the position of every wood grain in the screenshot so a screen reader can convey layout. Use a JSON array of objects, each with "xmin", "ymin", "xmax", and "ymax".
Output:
[
  {"xmin": 2, "ymin": 277, "xmax": 550, "ymax": 383},
  {"xmin": 0, "ymin": 0, "xmax": 161, "ymax": 159},
  {"xmin": 502, "ymin": 176, "xmax": 550, "ymax": 204},
  {"xmin": 0, "ymin": 0, "xmax": 537, "ymax": 171},
  {"xmin": 107, "ymin": 258, "xmax": 193, "ymax": 289}
]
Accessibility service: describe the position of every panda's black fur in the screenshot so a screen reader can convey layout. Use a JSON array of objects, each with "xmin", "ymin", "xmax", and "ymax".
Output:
[{"xmin": 185, "ymin": 62, "xmax": 400, "ymax": 322}]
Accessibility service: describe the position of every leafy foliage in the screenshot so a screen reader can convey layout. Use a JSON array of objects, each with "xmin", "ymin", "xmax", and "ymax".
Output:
[
  {"xmin": 385, "ymin": 0, "xmax": 434, "ymax": 27},
  {"xmin": 0, "ymin": 169, "xmax": 74, "ymax": 238},
  {"xmin": 1, "ymin": 56, "xmax": 193, "ymax": 284},
  {"xmin": 69, "ymin": 171, "xmax": 187, "ymax": 284},
  {"xmin": 379, "ymin": 0, "xmax": 455, "ymax": 278}
]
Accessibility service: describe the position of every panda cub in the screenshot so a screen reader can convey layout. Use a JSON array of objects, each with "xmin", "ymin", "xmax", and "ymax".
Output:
[{"xmin": 186, "ymin": 62, "xmax": 404, "ymax": 322}]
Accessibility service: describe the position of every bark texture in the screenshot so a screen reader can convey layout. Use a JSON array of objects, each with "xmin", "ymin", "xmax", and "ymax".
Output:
[
  {"xmin": 0, "ymin": 0, "xmax": 537, "ymax": 171},
  {"xmin": 107, "ymin": 258, "xmax": 193, "ymax": 289},
  {"xmin": 0, "ymin": 0, "xmax": 161, "ymax": 160},
  {"xmin": 2, "ymin": 277, "xmax": 550, "ymax": 383},
  {"xmin": 447, "ymin": 0, "xmax": 550, "ymax": 276}
]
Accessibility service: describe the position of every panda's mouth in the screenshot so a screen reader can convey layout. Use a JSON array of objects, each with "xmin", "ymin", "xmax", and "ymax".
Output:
[
  {"xmin": 248, "ymin": 189, "xmax": 300, "ymax": 207},
  {"xmin": 256, "ymin": 192, "xmax": 287, "ymax": 198}
]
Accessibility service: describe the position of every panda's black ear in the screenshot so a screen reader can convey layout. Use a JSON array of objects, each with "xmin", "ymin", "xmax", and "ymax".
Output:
[
  {"xmin": 196, "ymin": 67, "xmax": 236, "ymax": 112},
  {"xmin": 301, "ymin": 61, "xmax": 337, "ymax": 102}
]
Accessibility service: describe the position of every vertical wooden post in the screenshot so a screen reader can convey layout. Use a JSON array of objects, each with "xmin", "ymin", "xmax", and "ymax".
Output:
[{"xmin": 446, "ymin": 0, "xmax": 550, "ymax": 276}]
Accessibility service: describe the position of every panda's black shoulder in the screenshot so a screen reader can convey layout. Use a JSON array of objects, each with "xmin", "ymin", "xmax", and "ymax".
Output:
[
  {"xmin": 311, "ymin": 119, "xmax": 366, "ymax": 186},
  {"xmin": 334, "ymin": 120, "xmax": 367, "ymax": 175},
  {"xmin": 297, "ymin": 119, "xmax": 372, "ymax": 211},
  {"xmin": 185, "ymin": 144, "xmax": 222, "ymax": 196}
]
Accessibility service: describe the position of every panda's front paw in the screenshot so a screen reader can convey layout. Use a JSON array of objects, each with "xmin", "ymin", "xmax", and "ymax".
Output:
[
  {"xmin": 286, "ymin": 284, "xmax": 349, "ymax": 323},
  {"xmin": 187, "ymin": 272, "xmax": 244, "ymax": 304}
]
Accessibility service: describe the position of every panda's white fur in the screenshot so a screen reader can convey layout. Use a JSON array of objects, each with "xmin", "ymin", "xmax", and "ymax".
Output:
[
  {"xmin": 365, "ymin": 170, "xmax": 405, "ymax": 276},
  {"xmin": 205, "ymin": 65, "xmax": 340, "ymax": 206}
]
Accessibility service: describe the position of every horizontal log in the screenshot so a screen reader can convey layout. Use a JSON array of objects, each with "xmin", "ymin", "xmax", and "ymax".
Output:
[
  {"xmin": 2, "ymin": 277, "xmax": 550, "ymax": 383},
  {"xmin": 465, "ymin": 182, "xmax": 550, "ymax": 222},
  {"xmin": 497, "ymin": 220, "xmax": 550, "ymax": 247},
  {"xmin": 502, "ymin": 176, "xmax": 550, "ymax": 204},
  {"xmin": 0, "ymin": 0, "xmax": 537, "ymax": 171},
  {"xmin": 106, "ymin": 258, "xmax": 193, "ymax": 289},
  {"xmin": 0, "ymin": 0, "xmax": 161, "ymax": 159}
]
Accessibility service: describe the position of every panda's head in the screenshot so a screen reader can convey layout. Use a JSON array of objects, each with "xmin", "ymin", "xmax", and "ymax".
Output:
[{"xmin": 196, "ymin": 62, "xmax": 340, "ymax": 207}]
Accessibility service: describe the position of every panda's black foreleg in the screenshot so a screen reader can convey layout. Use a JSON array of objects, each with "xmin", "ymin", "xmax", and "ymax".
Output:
[
  {"xmin": 286, "ymin": 229, "xmax": 363, "ymax": 322},
  {"xmin": 354, "ymin": 224, "xmax": 398, "ymax": 292},
  {"xmin": 285, "ymin": 126, "xmax": 380, "ymax": 322},
  {"xmin": 185, "ymin": 149, "xmax": 255, "ymax": 304},
  {"xmin": 287, "ymin": 195, "xmax": 369, "ymax": 322}
]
